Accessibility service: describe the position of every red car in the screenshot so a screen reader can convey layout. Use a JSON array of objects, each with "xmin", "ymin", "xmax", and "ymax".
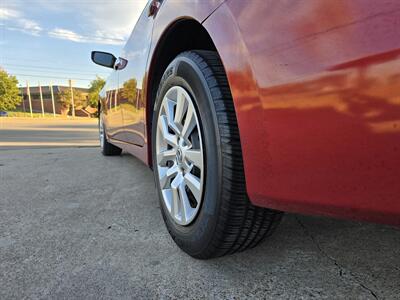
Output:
[{"xmin": 92, "ymin": 0, "xmax": 400, "ymax": 258}]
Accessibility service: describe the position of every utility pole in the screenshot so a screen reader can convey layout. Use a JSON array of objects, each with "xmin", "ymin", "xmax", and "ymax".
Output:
[
  {"xmin": 114, "ymin": 88, "xmax": 118, "ymax": 112},
  {"xmin": 39, "ymin": 82, "xmax": 45, "ymax": 117},
  {"xmin": 50, "ymin": 83, "xmax": 56, "ymax": 117},
  {"xmin": 136, "ymin": 89, "xmax": 140, "ymax": 111},
  {"xmin": 26, "ymin": 81, "xmax": 33, "ymax": 118},
  {"xmin": 20, "ymin": 88, "xmax": 26, "ymax": 112},
  {"xmin": 69, "ymin": 79, "xmax": 75, "ymax": 118}
]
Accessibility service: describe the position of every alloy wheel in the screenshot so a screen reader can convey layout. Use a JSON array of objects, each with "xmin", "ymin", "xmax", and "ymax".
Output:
[{"xmin": 156, "ymin": 86, "xmax": 204, "ymax": 226}]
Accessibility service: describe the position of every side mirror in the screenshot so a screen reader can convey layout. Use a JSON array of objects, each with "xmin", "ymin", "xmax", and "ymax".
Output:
[
  {"xmin": 115, "ymin": 57, "xmax": 128, "ymax": 70},
  {"xmin": 91, "ymin": 51, "xmax": 117, "ymax": 69}
]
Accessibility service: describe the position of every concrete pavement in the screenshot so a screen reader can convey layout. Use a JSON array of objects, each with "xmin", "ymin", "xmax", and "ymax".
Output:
[{"xmin": 0, "ymin": 119, "xmax": 399, "ymax": 299}]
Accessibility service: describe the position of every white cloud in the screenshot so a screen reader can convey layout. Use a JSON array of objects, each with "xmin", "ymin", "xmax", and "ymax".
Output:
[
  {"xmin": 48, "ymin": 28, "xmax": 85, "ymax": 42},
  {"xmin": 83, "ymin": 0, "xmax": 148, "ymax": 40},
  {"xmin": 58, "ymin": 0, "xmax": 149, "ymax": 45},
  {"xmin": 0, "ymin": 8, "xmax": 42, "ymax": 36},
  {"xmin": 18, "ymin": 19, "xmax": 42, "ymax": 36},
  {"xmin": 0, "ymin": 1, "xmax": 148, "ymax": 45},
  {"xmin": 48, "ymin": 28, "xmax": 125, "ymax": 45},
  {"xmin": 50, "ymin": 0, "xmax": 149, "ymax": 45},
  {"xmin": 0, "ymin": 8, "xmax": 21, "ymax": 19},
  {"xmin": 28, "ymin": 0, "xmax": 148, "ymax": 37}
]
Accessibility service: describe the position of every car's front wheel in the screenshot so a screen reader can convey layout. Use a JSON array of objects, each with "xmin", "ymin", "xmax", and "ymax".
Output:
[{"xmin": 152, "ymin": 50, "xmax": 283, "ymax": 259}]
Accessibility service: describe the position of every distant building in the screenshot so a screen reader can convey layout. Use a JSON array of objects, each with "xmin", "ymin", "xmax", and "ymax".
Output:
[{"xmin": 18, "ymin": 85, "xmax": 94, "ymax": 117}]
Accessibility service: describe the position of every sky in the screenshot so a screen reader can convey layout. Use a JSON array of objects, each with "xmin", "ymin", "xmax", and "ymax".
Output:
[{"xmin": 0, "ymin": 0, "xmax": 148, "ymax": 88}]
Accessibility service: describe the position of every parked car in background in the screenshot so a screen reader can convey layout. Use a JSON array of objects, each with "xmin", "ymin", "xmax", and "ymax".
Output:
[
  {"xmin": 92, "ymin": 0, "xmax": 400, "ymax": 258},
  {"xmin": 0, "ymin": 111, "xmax": 8, "ymax": 117}
]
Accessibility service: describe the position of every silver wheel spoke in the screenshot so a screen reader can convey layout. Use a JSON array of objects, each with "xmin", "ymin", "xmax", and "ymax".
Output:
[
  {"xmin": 166, "ymin": 164, "xmax": 179, "ymax": 177},
  {"xmin": 171, "ymin": 187, "xmax": 180, "ymax": 219},
  {"xmin": 163, "ymin": 98, "xmax": 180, "ymax": 134},
  {"xmin": 161, "ymin": 189, "xmax": 174, "ymax": 214},
  {"xmin": 185, "ymin": 149, "xmax": 203, "ymax": 170},
  {"xmin": 159, "ymin": 164, "xmax": 179, "ymax": 189},
  {"xmin": 181, "ymin": 105, "xmax": 196, "ymax": 141},
  {"xmin": 178, "ymin": 182, "xmax": 194, "ymax": 224},
  {"xmin": 184, "ymin": 173, "xmax": 201, "ymax": 202},
  {"xmin": 170, "ymin": 172, "xmax": 184, "ymax": 220},
  {"xmin": 162, "ymin": 189, "xmax": 179, "ymax": 217},
  {"xmin": 170, "ymin": 171, "xmax": 183, "ymax": 189},
  {"xmin": 156, "ymin": 86, "xmax": 204, "ymax": 226},
  {"xmin": 158, "ymin": 115, "xmax": 177, "ymax": 147},
  {"xmin": 157, "ymin": 149, "xmax": 177, "ymax": 165},
  {"xmin": 174, "ymin": 89, "xmax": 187, "ymax": 127}
]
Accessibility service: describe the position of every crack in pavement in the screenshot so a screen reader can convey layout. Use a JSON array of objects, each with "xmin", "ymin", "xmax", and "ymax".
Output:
[{"xmin": 296, "ymin": 217, "xmax": 379, "ymax": 300}]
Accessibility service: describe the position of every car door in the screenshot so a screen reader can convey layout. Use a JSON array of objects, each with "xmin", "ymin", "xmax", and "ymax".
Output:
[
  {"xmin": 99, "ymin": 72, "xmax": 124, "ymax": 141},
  {"xmin": 118, "ymin": 1, "xmax": 154, "ymax": 146}
]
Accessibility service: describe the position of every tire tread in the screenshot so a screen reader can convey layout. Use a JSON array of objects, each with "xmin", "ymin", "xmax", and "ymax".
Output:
[{"xmin": 179, "ymin": 50, "xmax": 282, "ymax": 258}]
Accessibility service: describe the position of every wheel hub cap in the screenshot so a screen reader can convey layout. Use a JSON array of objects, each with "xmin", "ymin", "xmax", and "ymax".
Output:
[{"xmin": 155, "ymin": 86, "xmax": 204, "ymax": 226}]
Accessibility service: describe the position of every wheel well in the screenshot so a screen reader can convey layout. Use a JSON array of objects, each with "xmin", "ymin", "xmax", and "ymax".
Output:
[{"xmin": 147, "ymin": 19, "xmax": 217, "ymax": 166}]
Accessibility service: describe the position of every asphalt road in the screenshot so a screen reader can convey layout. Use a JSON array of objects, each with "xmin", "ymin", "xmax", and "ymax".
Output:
[
  {"xmin": 0, "ymin": 119, "xmax": 399, "ymax": 299},
  {"xmin": 0, "ymin": 118, "xmax": 99, "ymax": 149}
]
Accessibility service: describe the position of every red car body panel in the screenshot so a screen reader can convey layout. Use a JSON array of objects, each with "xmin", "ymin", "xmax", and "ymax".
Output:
[
  {"xmin": 204, "ymin": 0, "xmax": 400, "ymax": 225},
  {"xmin": 103, "ymin": 0, "xmax": 400, "ymax": 226}
]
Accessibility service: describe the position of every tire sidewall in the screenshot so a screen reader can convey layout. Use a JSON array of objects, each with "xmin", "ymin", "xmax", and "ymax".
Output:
[{"xmin": 152, "ymin": 55, "xmax": 223, "ymax": 256}]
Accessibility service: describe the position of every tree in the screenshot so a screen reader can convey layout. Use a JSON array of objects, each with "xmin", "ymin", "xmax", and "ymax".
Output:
[
  {"xmin": 88, "ymin": 76, "xmax": 105, "ymax": 108},
  {"xmin": 73, "ymin": 90, "xmax": 87, "ymax": 108},
  {"xmin": 121, "ymin": 78, "xmax": 137, "ymax": 104},
  {"xmin": 0, "ymin": 69, "xmax": 22, "ymax": 111},
  {"xmin": 58, "ymin": 89, "xmax": 87, "ymax": 115},
  {"xmin": 58, "ymin": 89, "xmax": 72, "ymax": 115}
]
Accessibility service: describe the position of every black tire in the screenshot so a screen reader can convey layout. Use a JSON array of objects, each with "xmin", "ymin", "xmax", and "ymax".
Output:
[
  {"xmin": 99, "ymin": 116, "xmax": 122, "ymax": 156},
  {"xmin": 152, "ymin": 50, "xmax": 283, "ymax": 259}
]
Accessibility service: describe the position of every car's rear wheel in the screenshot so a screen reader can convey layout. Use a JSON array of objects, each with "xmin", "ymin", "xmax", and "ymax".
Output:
[
  {"xmin": 99, "ymin": 115, "xmax": 122, "ymax": 156},
  {"xmin": 152, "ymin": 50, "xmax": 283, "ymax": 259}
]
